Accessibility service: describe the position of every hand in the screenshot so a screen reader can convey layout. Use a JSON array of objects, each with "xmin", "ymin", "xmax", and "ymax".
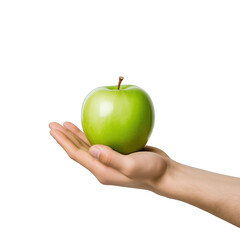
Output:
[
  {"xmin": 49, "ymin": 122, "xmax": 173, "ymax": 194},
  {"xmin": 49, "ymin": 122, "xmax": 240, "ymax": 227}
]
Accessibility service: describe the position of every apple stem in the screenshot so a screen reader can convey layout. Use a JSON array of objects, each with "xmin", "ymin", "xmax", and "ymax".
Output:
[{"xmin": 117, "ymin": 76, "xmax": 124, "ymax": 90}]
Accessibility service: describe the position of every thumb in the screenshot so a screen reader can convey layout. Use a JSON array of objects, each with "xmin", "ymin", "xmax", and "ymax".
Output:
[{"xmin": 89, "ymin": 144, "xmax": 129, "ymax": 172}]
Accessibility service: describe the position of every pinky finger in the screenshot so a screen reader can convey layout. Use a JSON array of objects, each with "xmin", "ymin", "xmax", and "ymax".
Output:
[{"xmin": 50, "ymin": 129, "xmax": 79, "ymax": 158}]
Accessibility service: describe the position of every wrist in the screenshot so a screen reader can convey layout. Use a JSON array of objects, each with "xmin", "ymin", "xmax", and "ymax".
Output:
[
  {"xmin": 148, "ymin": 156, "xmax": 240, "ymax": 227},
  {"xmin": 151, "ymin": 159, "xmax": 229, "ymax": 205},
  {"xmin": 148, "ymin": 158, "xmax": 183, "ymax": 199}
]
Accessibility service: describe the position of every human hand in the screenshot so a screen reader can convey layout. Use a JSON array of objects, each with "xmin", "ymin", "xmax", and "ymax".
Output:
[
  {"xmin": 49, "ymin": 122, "xmax": 240, "ymax": 227},
  {"xmin": 49, "ymin": 122, "xmax": 174, "ymax": 195}
]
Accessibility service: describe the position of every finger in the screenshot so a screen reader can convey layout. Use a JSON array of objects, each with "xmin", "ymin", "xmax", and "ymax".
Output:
[
  {"xmin": 50, "ymin": 129, "xmax": 134, "ymax": 185},
  {"xmin": 50, "ymin": 129, "xmax": 79, "ymax": 158},
  {"xmin": 49, "ymin": 122, "xmax": 81, "ymax": 147},
  {"xmin": 63, "ymin": 122, "xmax": 90, "ymax": 146},
  {"xmin": 50, "ymin": 128, "xmax": 146, "ymax": 188},
  {"xmin": 89, "ymin": 144, "xmax": 135, "ymax": 178},
  {"xmin": 49, "ymin": 122, "xmax": 89, "ymax": 150},
  {"xmin": 50, "ymin": 129, "xmax": 102, "ymax": 174}
]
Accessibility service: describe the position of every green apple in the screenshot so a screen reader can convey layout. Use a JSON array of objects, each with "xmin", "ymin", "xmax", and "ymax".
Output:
[{"xmin": 81, "ymin": 76, "xmax": 155, "ymax": 154}]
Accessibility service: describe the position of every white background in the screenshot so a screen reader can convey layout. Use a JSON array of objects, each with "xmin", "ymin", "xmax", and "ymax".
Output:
[{"xmin": 0, "ymin": 0, "xmax": 240, "ymax": 239}]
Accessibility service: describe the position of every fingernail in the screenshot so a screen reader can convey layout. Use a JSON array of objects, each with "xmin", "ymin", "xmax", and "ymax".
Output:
[{"xmin": 89, "ymin": 147, "xmax": 100, "ymax": 159}]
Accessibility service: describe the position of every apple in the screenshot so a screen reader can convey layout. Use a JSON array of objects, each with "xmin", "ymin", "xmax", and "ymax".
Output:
[{"xmin": 81, "ymin": 76, "xmax": 155, "ymax": 154}]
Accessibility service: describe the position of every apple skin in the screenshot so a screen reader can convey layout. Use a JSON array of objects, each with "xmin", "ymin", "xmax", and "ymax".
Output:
[{"xmin": 81, "ymin": 85, "xmax": 154, "ymax": 154}]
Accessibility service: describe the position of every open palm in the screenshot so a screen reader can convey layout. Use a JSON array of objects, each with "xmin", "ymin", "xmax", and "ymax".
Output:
[{"xmin": 49, "ymin": 122, "xmax": 171, "ymax": 193}]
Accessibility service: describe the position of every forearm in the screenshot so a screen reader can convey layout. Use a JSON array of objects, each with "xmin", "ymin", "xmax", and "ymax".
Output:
[{"xmin": 154, "ymin": 160, "xmax": 240, "ymax": 227}]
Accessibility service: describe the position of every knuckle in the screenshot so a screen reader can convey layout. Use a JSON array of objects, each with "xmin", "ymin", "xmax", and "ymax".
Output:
[
  {"xmin": 68, "ymin": 150, "xmax": 76, "ymax": 159},
  {"xmin": 98, "ymin": 177, "xmax": 109, "ymax": 185},
  {"xmin": 102, "ymin": 154, "xmax": 112, "ymax": 167}
]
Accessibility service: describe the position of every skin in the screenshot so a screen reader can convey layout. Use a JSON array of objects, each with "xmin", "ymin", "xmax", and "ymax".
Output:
[{"xmin": 49, "ymin": 121, "xmax": 240, "ymax": 228}]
